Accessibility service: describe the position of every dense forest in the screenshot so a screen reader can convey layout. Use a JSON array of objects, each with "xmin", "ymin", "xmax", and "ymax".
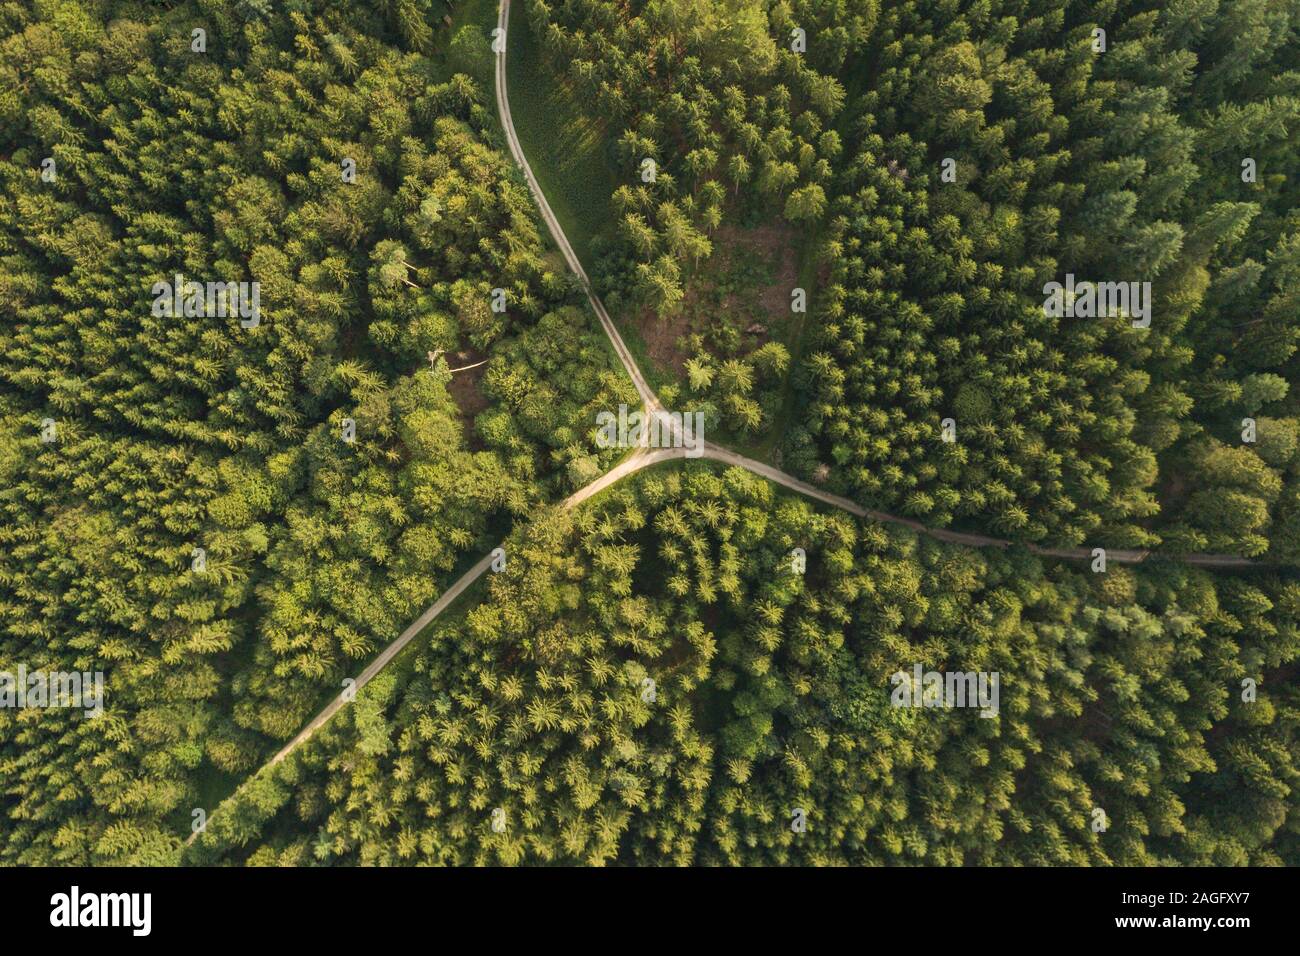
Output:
[
  {"xmin": 188, "ymin": 464, "xmax": 1300, "ymax": 865},
  {"xmin": 0, "ymin": 0, "xmax": 631, "ymax": 864},
  {"xmin": 3, "ymin": 0, "xmax": 1299, "ymax": 866},
  {"xmin": 785, "ymin": 0, "xmax": 1300, "ymax": 558}
]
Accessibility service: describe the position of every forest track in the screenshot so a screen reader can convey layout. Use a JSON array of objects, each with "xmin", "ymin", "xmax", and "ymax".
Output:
[
  {"xmin": 701, "ymin": 443, "xmax": 1266, "ymax": 565},
  {"xmin": 495, "ymin": 0, "xmax": 658, "ymax": 413}
]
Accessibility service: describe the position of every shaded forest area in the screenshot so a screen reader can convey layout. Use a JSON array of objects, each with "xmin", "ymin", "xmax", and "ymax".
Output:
[{"xmin": 786, "ymin": 0, "xmax": 1300, "ymax": 559}]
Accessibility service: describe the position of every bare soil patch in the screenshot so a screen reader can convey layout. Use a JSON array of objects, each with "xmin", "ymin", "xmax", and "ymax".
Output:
[
  {"xmin": 722, "ymin": 222, "xmax": 799, "ymax": 331},
  {"xmin": 635, "ymin": 220, "xmax": 800, "ymax": 380},
  {"xmin": 444, "ymin": 347, "xmax": 489, "ymax": 450},
  {"xmin": 690, "ymin": 221, "xmax": 799, "ymax": 356},
  {"xmin": 636, "ymin": 304, "xmax": 695, "ymax": 377}
]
